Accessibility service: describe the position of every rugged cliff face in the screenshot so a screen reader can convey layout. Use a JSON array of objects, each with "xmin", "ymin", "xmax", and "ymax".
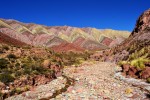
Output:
[
  {"xmin": 91, "ymin": 9, "xmax": 150, "ymax": 62},
  {"xmin": 91, "ymin": 9, "xmax": 150, "ymax": 81},
  {"xmin": 132, "ymin": 8, "xmax": 150, "ymax": 36},
  {"xmin": 0, "ymin": 19, "xmax": 130, "ymax": 51},
  {"xmin": 110, "ymin": 9, "xmax": 150, "ymax": 62}
]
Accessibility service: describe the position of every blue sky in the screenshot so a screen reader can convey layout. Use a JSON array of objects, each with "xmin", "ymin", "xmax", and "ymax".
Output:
[{"xmin": 0, "ymin": 0, "xmax": 149, "ymax": 31}]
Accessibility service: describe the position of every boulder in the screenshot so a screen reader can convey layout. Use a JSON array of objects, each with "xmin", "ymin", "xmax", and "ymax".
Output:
[
  {"xmin": 141, "ymin": 67, "xmax": 150, "ymax": 79},
  {"xmin": 42, "ymin": 59, "xmax": 51, "ymax": 68},
  {"xmin": 50, "ymin": 64, "xmax": 63, "ymax": 77},
  {"xmin": 128, "ymin": 67, "xmax": 138, "ymax": 78},
  {"xmin": 33, "ymin": 75, "xmax": 53, "ymax": 86},
  {"xmin": 122, "ymin": 64, "xmax": 130, "ymax": 72},
  {"xmin": 0, "ymin": 82, "xmax": 5, "ymax": 90}
]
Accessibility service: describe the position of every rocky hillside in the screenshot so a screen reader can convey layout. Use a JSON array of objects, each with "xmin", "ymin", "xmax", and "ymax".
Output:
[
  {"xmin": 0, "ymin": 19, "xmax": 130, "ymax": 51},
  {"xmin": 118, "ymin": 9, "xmax": 150, "ymax": 81},
  {"xmin": 91, "ymin": 9, "xmax": 150, "ymax": 82},
  {"xmin": 0, "ymin": 43, "xmax": 93, "ymax": 99}
]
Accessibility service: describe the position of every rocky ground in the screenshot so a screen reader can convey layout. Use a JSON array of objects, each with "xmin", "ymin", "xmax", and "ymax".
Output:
[{"xmin": 6, "ymin": 61, "xmax": 150, "ymax": 100}]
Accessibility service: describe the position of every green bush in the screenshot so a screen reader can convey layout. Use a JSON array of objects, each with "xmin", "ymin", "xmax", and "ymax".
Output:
[
  {"xmin": 22, "ymin": 46, "xmax": 31, "ymax": 49},
  {"xmin": 7, "ymin": 54, "xmax": 17, "ymax": 59},
  {"xmin": 0, "ymin": 58, "xmax": 9, "ymax": 69},
  {"xmin": 0, "ymin": 74, "xmax": 14, "ymax": 84},
  {"xmin": 118, "ymin": 61, "xmax": 128, "ymax": 66},
  {"xmin": 147, "ymin": 78, "xmax": 150, "ymax": 83},
  {"xmin": 10, "ymin": 88, "xmax": 22, "ymax": 95},
  {"xmin": 2, "ymin": 45, "xmax": 9, "ymax": 51}
]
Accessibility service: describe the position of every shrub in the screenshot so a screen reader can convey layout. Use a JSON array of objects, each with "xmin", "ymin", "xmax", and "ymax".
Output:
[
  {"xmin": 0, "ymin": 58, "xmax": 9, "ymax": 69},
  {"xmin": 147, "ymin": 78, "xmax": 150, "ymax": 83},
  {"xmin": 130, "ymin": 55, "xmax": 149, "ymax": 70},
  {"xmin": 22, "ymin": 46, "xmax": 31, "ymax": 49},
  {"xmin": 0, "ymin": 92, "xmax": 3, "ymax": 100},
  {"xmin": 118, "ymin": 61, "xmax": 128, "ymax": 66},
  {"xmin": 10, "ymin": 88, "xmax": 22, "ymax": 95},
  {"xmin": 0, "ymin": 74, "xmax": 14, "ymax": 84},
  {"xmin": 14, "ymin": 71, "xmax": 22, "ymax": 78},
  {"xmin": 2, "ymin": 45, "xmax": 9, "ymax": 51},
  {"xmin": 23, "ymin": 85, "xmax": 30, "ymax": 91},
  {"xmin": 7, "ymin": 54, "xmax": 17, "ymax": 59},
  {"xmin": 15, "ymin": 88, "xmax": 22, "ymax": 94}
]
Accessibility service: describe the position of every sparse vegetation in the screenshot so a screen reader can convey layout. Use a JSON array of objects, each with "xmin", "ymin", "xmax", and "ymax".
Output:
[
  {"xmin": 7, "ymin": 54, "xmax": 17, "ymax": 59},
  {"xmin": 119, "ymin": 43, "xmax": 150, "ymax": 80},
  {"xmin": 0, "ymin": 58, "xmax": 9, "ymax": 69},
  {"xmin": 0, "ymin": 74, "xmax": 14, "ymax": 84},
  {"xmin": 120, "ymin": 45, "xmax": 150, "ymax": 69},
  {"xmin": 2, "ymin": 45, "xmax": 9, "ymax": 51},
  {"xmin": 0, "ymin": 44, "xmax": 93, "ymax": 99}
]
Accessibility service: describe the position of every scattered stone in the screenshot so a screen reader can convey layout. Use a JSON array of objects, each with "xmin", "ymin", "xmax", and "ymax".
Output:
[
  {"xmin": 122, "ymin": 64, "xmax": 130, "ymax": 72},
  {"xmin": 75, "ymin": 78, "xmax": 80, "ymax": 81},
  {"xmin": 71, "ymin": 90, "xmax": 76, "ymax": 94},
  {"xmin": 76, "ymin": 88, "xmax": 83, "ymax": 93},
  {"xmin": 6, "ymin": 62, "xmax": 149, "ymax": 100},
  {"xmin": 141, "ymin": 67, "xmax": 150, "ymax": 79},
  {"xmin": 1, "ymin": 90, "xmax": 9, "ymax": 94},
  {"xmin": 44, "ymin": 92, "xmax": 53, "ymax": 98},
  {"xmin": 43, "ymin": 59, "xmax": 51, "ymax": 68},
  {"xmin": 125, "ymin": 93, "xmax": 133, "ymax": 98},
  {"xmin": 103, "ymin": 90, "xmax": 110, "ymax": 95},
  {"xmin": 89, "ymin": 80, "xmax": 95, "ymax": 84},
  {"xmin": 67, "ymin": 86, "xmax": 73, "ymax": 92}
]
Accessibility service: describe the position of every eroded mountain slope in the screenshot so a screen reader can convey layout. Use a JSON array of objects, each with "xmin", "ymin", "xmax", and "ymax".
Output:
[{"xmin": 0, "ymin": 19, "xmax": 130, "ymax": 51}]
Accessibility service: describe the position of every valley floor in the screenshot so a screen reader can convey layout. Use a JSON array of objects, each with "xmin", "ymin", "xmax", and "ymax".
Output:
[{"xmin": 6, "ymin": 62, "xmax": 149, "ymax": 100}]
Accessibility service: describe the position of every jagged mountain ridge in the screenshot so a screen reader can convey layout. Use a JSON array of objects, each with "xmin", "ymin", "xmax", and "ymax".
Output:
[{"xmin": 0, "ymin": 18, "xmax": 130, "ymax": 51}]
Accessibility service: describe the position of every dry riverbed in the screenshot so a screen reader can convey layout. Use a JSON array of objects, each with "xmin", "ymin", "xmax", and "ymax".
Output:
[{"xmin": 6, "ymin": 62, "xmax": 149, "ymax": 100}]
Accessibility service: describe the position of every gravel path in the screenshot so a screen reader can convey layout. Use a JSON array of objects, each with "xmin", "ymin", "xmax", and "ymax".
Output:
[{"xmin": 6, "ymin": 62, "xmax": 149, "ymax": 100}]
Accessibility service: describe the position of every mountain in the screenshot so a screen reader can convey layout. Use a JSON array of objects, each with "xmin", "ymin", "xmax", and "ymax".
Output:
[
  {"xmin": 91, "ymin": 9, "xmax": 150, "ymax": 81},
  {"xmin": 113, "ymin": 8, "xmax": 150, "ymax": 61},
  {"xmin": 117, "ymin": 9, "xmax": 150, "ymax": 81},
  {"xmin": 0, "ymin": 18, "xmax": 130, "ymax": 51}
]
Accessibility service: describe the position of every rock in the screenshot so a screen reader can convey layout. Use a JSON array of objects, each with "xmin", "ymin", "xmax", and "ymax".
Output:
[
  {"xmin": 103, "ymin": 90, "xmax": 110, "ymax": 94},
  {"xmin": 145, "ymin": 62, "xmax": 150, "ymax": 67},
  {"xmin": 50, "ymin": 64, "xmax": 63, "ymax": 77},
  {"xmin": 44, "ymin": 92, "xmax": 53, "ymax": 98},
  {"xmin": 43, "ymin": 59, "xmax": 51, "ymax": 68},
  {"xmin": 141, "ymin": 67, "xmax": 150, "ymax": 79},
  {"xmin": 89, "ymin": 80, "xmax": 95, "ymax": 84},
  {"xmin": 125, "ymin": 93, "xmax": 133, "ymax": 98},
  {"xmin": 75, "ymin": 78, "xmax": 80, "ymax": 81},
  {"xmin": 76, "ymin": 88, "xmax": 83, "ymax": 93},
  {"xmin": 0, "ymin": 82, "xmax": 5, "ymax": 90},
  {"xmin": 72, "ymin": 90, "xmax": 76, "ymax": 94},
  {"xmin": 67, "ymin": 86, "xmax": 73, "ymax": 92},
  {"xmin": 55, "ymin": 71, "xmax": 62, "ymax": 77},
  {"xmin": 131, "ymin": 93, "xmax": 139, "ymax": 99},
  {"xmin": 122, "ymin": 64, "xmax": 130, "ymax": 72},
  {"xmin": 33, "ymin": 75, "xmax": 53, "ymax": 86},
  {"xmin": 114, "ymin": 66, "xmax": 122, "ymax": 72},
  {"xmin": 25, "ymin": 92, "xmax": 37, "ymax": 99},
  {"xmin": 130, "ymin": 67, "xmax": 137, "ymax": 74},
  {"xmin": 113, "ymin": 83, "xmax": 117, "ymax": 87},
  {"xmin": 14, "ymin": 49, "xmax": 22, "ymax": 57},
  {"xmin": 1, "ymin": 90, "xmax": 9, "ymax": 94},
  {"xmin": 132, "ymin": 9, "xmax": 150, "ymax": 35},
  {"xmin": 128, "ymin": 67, "xmax": 138, "ymax": 78}
]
